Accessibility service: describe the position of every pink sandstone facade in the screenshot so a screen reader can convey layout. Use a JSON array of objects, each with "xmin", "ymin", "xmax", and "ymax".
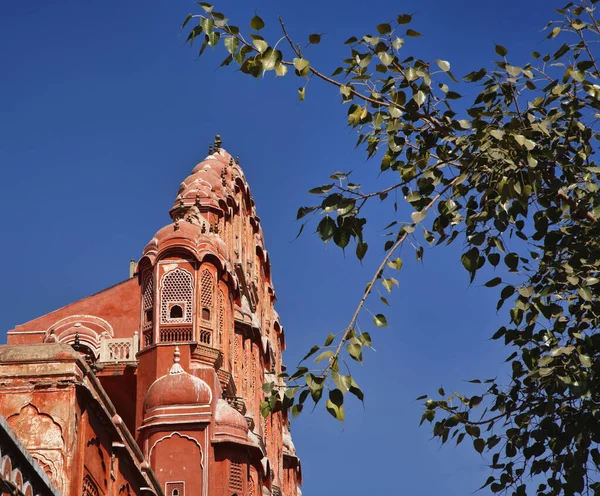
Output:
[{"xmin": 0, "ymin": 137, "xmax": 302, "ymax": 496}]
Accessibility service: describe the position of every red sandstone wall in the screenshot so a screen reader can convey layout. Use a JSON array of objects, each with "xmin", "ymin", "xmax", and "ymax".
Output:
[{"xmin": 8, "ymin": 278, "xmax": 141, "ymax": 343}]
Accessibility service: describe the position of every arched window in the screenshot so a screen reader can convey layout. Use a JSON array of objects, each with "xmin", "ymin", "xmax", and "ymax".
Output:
[
  {"xmin": 200, "ymin": 269, "xmax": 213, "ymax": 322},
  {"xmin": 160, "ymin": 268, "xmax": 193, "ymax": 324},
  {"xmin": 169, "ymin": 304, "xmax": 183, "ymax": 319}
]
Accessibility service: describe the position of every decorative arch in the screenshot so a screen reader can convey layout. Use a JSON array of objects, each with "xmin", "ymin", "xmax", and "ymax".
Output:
[
  {"xmin": 148, "ymin": 432, "xmax": 203, "ymax": 466},
  {"xmin": 44, "ymin": 315, "xmax": 114, "ymax": 357},
  {"xmin": 7, "ymin": 404, "xmax": 65, "ymax": 490}
]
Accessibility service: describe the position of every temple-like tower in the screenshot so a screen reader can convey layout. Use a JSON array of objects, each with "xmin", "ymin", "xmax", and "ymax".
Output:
[{"xmin": 2, "ymin": 137, "xmax": 302, "ymax": 496}]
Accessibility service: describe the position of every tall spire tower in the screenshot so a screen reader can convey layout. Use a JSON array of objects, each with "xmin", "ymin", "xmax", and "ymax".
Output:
[{"xmin": 1, "ymin": 136, "xmax": 302, "ymax": 496}]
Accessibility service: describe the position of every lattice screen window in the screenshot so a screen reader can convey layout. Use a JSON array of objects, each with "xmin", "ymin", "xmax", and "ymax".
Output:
[
  {"xmin": 160, "ymin": 268, "xmax": 193, "ymax": 324},
  {"xmin": 243, "ymin": 340, "xmax": 249, "ymax": 396},
  {"xmin": 251, "ymin": 348, "xmax": 256, "ymax": 410},
  {"xmin": 233, "ymin": 332, "xmax": 239, "ymax": 378},
  {"xmin": 218, "ymin": 290, "xmax": 225, "ymax": 348},
  {"xmin": 200, "ymin": 269, "xmax": 213, "ymax": 321},
  {"xmin": 142, "ymin": 270, "xmax": 154, "ymax": 330},
  {"xmin": 229, "ymin": 461, "xmax": 244, "ymax": 494},
  {"xmin": 166, "ymin": 482, "xmax": 184, "ymax": 496}
]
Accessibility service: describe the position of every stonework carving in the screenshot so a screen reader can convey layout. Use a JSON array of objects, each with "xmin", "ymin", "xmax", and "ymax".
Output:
[{"xmin": 7, "ymin": 405, "xmax": 65, "ymax": 492}]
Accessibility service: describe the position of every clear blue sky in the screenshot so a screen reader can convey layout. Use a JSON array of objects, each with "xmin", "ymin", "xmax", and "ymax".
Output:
[{"xmin": 1, "ymin": 0, "xmax": 556, "ymax": 494}]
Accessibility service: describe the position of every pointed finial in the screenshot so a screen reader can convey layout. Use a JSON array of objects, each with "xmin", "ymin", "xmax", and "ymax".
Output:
[
  {"xmin": 209, "ymin": 223, "xmax": 214, "ymax": 233},
  {"xmin": 174, "ymin": 219, "xmax": 180, "ymax": 231},
  {"xmin": 169, "ymin": 346, "xmax": 185, "ymax": 375},
  {"xmin": 209, "ymin": 143, "xmax": 213, "ymax": 155},
  {"xmin": 235, "ymin": 156, "xmax": 240, "ymax": 165},
  {"xmin": 195, "ymin": 193, "xmax": 201, "ymax": 205},
  {"xmin": 73, "ymin": 332, "xmax": 81, "ymax": 352},
  {"xmin": 201, "ymin": 222, "xmax": 206, "ymax": 234},
  {"xmin": 214, "ymin": 221, "xmax": 219, "ymax": 234},
  {"xmin": 214, "ymin": 134, "xmax": 222, "ymax": 151}
]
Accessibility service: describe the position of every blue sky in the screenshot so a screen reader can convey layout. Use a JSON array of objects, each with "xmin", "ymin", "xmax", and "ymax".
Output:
[{"xmin": 1, "ymin": 0, "xmax": 557, "ymax": 494}]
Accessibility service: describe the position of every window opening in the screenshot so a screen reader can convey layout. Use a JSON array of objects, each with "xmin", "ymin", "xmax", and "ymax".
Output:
[{"xmin": 170, "ymin": 304, "xmax": 183, "ymax": 319}]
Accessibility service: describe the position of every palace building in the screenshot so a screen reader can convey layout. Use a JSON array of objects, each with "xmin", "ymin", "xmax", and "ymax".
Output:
[{"xmin": 0, "ymin": 137, "xmax": 302, "ymax": 496}]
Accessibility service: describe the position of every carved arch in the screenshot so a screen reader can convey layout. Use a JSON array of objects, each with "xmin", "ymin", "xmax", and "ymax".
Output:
[
  {"xmin": 45, "ymin": 315, "xmax": 114, "ymax": 357},
  {"xmin": 148, "ymin": 432, "xmax": 203, "ymax": 468}
]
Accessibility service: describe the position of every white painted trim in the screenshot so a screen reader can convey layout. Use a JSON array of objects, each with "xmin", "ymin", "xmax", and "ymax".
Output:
[{"xmin": 6, "ymin": 330, "xmax": 46, "ymax": 335}]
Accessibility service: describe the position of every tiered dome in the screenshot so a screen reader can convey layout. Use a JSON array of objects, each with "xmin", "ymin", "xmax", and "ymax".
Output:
[{"xmin": 172, "ymin": 140, "xmax": 248, "ymax": 216}]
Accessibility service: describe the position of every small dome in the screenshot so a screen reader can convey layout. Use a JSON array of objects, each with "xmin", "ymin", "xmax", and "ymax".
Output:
[
  {"xmin": 144, "ymin": 348, "xmax": 212, "ymax": 411},
  {"xmin": 215, "ymin": 399, "xmax": 248, "ymax": 433}
]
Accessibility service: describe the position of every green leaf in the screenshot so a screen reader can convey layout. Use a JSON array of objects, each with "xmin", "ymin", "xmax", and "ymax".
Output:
[
  {"xmin": 261, "ymin": 48, "xmax": 282, "ymax": 71},
  {"xmin": 504, "ymin": 252, "xmax": 519, "ymax": 271},
  {"xmin": 411, "ymin": 210, "xmax": 426, "ymax": 223},
  {"xmin": 314, "ymin": 350, "xmax": 334, "ymax": 363},
  {"xmin": 495, "ymin": 44, "xmax": 508, "ymax": 57},
  {"xmin": 578, "ymin": 287, "xmax": 593, "ymax": 301},
  {"xmin": 414, "ymin": 90, "xmax": 426, "ymax": 106},
  {"xmin": 332, "ymin": 372, "xmax": 352, "ymax": 393},
  {"xmin": 260, "ymin": 401, "xmax": 271, "ymax": 418},
  {"xmin": 250, "ymin": 15, "xmax": 265, "ymax": 30},
  {"xmin": 197, "ymin": 2, "xmax": 213, "ymax": 13},
  {"xmin": 308, "ymin": 33, "xmax": 321, "ymax": 45},
  {"xmin": 200, "ymin": 17, "xmax": 214, "ymax": 34},
  {"xmin": 377, "ymin": 23, "xmax": 392, "ymax": 34},
  {"xmin": 308, "ymin": 184, "xmax": 334, "ymax": 195},
  {"xmin": 252, "ymin": 39, "xmax": 268, "ymax": 53},
  {"xmin": 397, "ymin": 14, "xmax": 412, "ymax": 24},
  {"xmin": 346, "ymin": 342, "xmax": 362, "ymax": 362},
  {"xmin": 356, "ymin": 241, "xmax": 368, "ymax": 261},
  {"xmin": 182, "ymin": 14, "xmax": 193, "ymax": 29},
  {"xmin": 275, "ymin": 61, "xmax": 288, "ymax": 76},
  {"xmin": 293, "ymin": 57, "xmax": 311, "ymax": 76},
  {"xmin": 224, "ymin": 36, "xmax": 239, "ymax": 55},
  {"xmin": 358, "ymin": 332, "xmax": 372, "ymax": 347},
  {"xmin": 326, "ymin": 397, "xmax": 344, "ymax": 421},
  {"xmin": 317, "ymin": 217, "xmax": 335, "ymax": 241},
  {"xmin": 474, "ymin": 438, "xmax": 485, "ymax": 454},
  {"xmin": 436, "ymin": 59, "xmax": 451, "ymax": 72},
  {"xmin": 373, "ymin": 314, "xmax": 388, "ymax": 327},
  {"xmin": 580, "ymin": 354, "xmax": 592, "ymax": 367},
  {"xmin": 324, "ymin": 333, "xmax": 335, "ymax": 346},
  {"xmin": 485, "ymin": 277, "xmax": 502, "ymax": 288},
  {"xmin": 302, "ymin": 345, "xmax": 320, "ymax": 361},
  {"xmin": 388, "ymin": 257, "xmax": 403, "ymax": 271},
  {"xmin": 406, "ymin": 29, "xmax": 421, "ymax": 37},
  {"xmin": 298, "ymin": 87, "xmax": 306, "ymax": 101}
]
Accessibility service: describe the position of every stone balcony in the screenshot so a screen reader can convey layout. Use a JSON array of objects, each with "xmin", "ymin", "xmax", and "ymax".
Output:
[{"xmin": 98, "ymin": 333, "xmax": 139, "ymax": 364}]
